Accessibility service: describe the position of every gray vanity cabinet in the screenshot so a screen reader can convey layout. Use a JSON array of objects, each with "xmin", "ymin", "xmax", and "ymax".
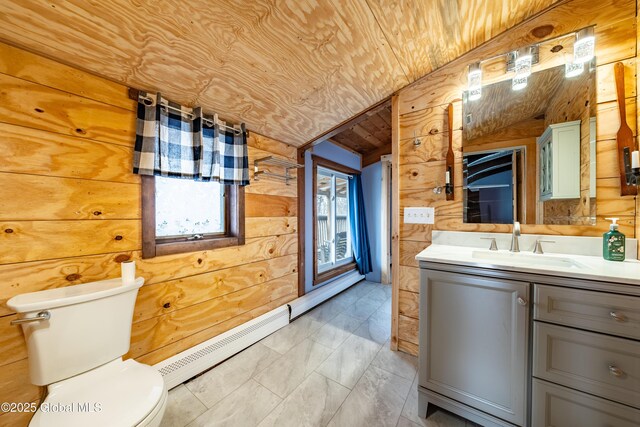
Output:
[
  {"xmin": 418, "ymin": 269, "xmax": 530, "ymax": 426},
  {"xmin": 418, "ymin": 262, "xmax": 640, "ymax": 427}
]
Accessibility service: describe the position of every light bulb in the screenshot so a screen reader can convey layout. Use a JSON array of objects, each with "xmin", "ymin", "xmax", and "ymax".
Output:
[
  {"xmin": 574, "ymin": 27, "xmax": 595, "ymax": 64},
  {"xmin": 468, "ymin": 62, "xmax": 482, "ymax": 101},
  {"xmin": 512, "ymin": 75, "xmax": 527, "ymax": 91},
  {"xmin": 514, "ymin": 47, "xmax": 533, "ymax": 79},
  {"xmin": 565, "ymin": 61, "xmax": 584, "ymax": 78}
]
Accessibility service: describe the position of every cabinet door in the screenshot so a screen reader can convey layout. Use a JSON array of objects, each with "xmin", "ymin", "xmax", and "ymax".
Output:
[{"xmin": 419, "ymin": 270, "xmax": 530, "ymax": 426}]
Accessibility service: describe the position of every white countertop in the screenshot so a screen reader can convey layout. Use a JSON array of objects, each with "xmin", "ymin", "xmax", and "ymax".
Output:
[{"xmin": 415, "ymin": 232, "xmax": 640, "ymax": 286}]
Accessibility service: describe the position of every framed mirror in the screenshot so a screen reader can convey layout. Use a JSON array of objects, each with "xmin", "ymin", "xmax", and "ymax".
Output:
[{"xmin": 462, "ymin": 60, "xmax": 596, "ymax": 226}]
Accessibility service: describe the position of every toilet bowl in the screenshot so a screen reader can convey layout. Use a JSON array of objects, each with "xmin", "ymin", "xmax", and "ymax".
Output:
[
  {"xmin": 30, "ymin": 359, "xmax": 168, "ymax": 427},
  {"xmin": 7, "ymin": 277, "xmax": 167, "ymax": 426}
]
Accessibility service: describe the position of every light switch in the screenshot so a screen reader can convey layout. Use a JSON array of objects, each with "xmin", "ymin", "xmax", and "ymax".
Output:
[{"xmin": 404, "ymin": 207, "xmax": 435, "ymax": 224}]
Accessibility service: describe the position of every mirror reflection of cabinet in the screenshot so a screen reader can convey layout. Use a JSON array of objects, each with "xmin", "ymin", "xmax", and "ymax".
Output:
[{"xmin": 537, "ymin": 121, "xmax": 581, "ymax": 201}]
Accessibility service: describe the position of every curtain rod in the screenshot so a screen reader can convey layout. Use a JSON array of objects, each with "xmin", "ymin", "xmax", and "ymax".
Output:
[{"xmin": 128, "ymin": 88, "xmax": 241, "ymax": 135}]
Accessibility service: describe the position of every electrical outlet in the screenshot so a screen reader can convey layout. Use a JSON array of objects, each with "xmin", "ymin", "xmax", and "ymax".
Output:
[{"xmin": 404, "ymin": 207, "xmax": 435, "ymax": 224}]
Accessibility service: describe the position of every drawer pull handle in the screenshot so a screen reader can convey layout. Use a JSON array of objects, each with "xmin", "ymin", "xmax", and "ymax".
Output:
[
  {"xmin": 517, "ymin": 297, "xmax": 527, "ymax": 306},
  {"xmin": 608, "ymin": 365, "xmax": 625, "ymax": 378},
  {"xmin": 610, "ymin": 311, "xmax": 627, "ymax": 322}
]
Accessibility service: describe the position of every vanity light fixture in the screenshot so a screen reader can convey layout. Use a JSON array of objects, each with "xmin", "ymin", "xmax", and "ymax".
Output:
[
  {"xmin": 464, "ymin": 27, "xmax": 594, "ymax": 98},
  {"xmin": 512, "ymin": 75, "xmax": 528, "ymax": 91},
  {"xmin": 514, "ymin": 46, "xmax": 533, "ymax": 79},
  {"xmin": 468, "ymin": 62, "xmax": 482, "ymax": 101},
  {"xmin": 574, "ymin": 27, "xmax": 595, "ymax": 64},
  {"xmin": 565, "ymin": 61, "xmax": 584, "ymax": 78}
]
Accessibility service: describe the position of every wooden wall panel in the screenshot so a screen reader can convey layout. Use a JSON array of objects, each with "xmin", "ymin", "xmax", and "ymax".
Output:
[
  {"xmin": 398, "ymin": 290, "xmax": 419, "ymax": 318},
  {"xmin": 136, "ymin": 293, "xmax": 296, "ymax": 366},
  {"xmin": 0, "ymin": 235, "xmax": 298, "ymax": 317},
  {"xmin": 127, "ymin": 274, "xmax": 297, "ymax": 359},
  {"xmin": 0, "ymin": 73, "xmax": 135, "ymax": 146},
  {"xmin": 398, "ymin": 339, "xmax": 419, "ymax": 356},
  {"xmin": 0, "ymin": 44, "xmax": 298, "ymax": 426},
  {"xmin": 0, "ymin": 220, "xmax": 140, "ymax": 263},
  {"xmin": 398, "ymin": 266, "xmax": 420, "ymax": 293},
  {"xmin": 246, "ymin": 194, "xmax": 297, "ymax": 217},
  {"xmin": 0, "ymin": 123, "xmax": 139, "ymax": 183},
  {"xmin": 133, "ymin": 254, "xmax": 297, "ymax": 323},
  {"xmin": 392, "ymin": 1, "xmax": 639, "ymax": 353},
  {"xmin": 0, "ymin": 42, "xmax": 135, "ymax": 111}
]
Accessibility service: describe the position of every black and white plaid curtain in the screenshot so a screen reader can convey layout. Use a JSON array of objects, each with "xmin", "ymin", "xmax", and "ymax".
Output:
[{"xmin": 133, "ymin": 92, "xmax": 250, "ymax": 186}]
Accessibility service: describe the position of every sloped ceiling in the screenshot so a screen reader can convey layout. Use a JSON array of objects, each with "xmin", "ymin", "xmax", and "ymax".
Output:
[{"xmin": 0, "ymin": 0, "xmax": 558, "ymax": 146}]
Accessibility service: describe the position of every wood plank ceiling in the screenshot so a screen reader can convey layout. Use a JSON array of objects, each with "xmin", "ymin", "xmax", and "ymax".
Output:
[
  {"xmin": 0, "ymin": 0, "xmax": 558, "ymax": 146},
  {"xmin": 330, "ymin": 103, "xmax": 392, "ymax": 155}
]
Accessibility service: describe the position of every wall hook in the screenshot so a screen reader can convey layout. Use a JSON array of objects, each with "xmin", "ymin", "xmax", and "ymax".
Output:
[{"xmin": 413, "ymin": 130, "xmax": 422, "ymax": 147}]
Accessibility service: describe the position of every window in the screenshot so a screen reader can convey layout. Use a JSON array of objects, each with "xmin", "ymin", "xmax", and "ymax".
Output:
[
  {"xmin": 312, "ymin": 155, "xmax": 358, "ymax": 285},
  {"xmin": 141, "ymin": 176, "xmax": 244, "ymax": 258}
]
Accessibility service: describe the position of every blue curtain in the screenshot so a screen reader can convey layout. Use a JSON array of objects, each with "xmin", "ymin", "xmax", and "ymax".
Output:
[{"xmin": 348, "ymin": 174, "xmax": 372, "ymax": 275}]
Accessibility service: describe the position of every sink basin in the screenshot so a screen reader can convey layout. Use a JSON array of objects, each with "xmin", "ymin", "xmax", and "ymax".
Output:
[{"xmin": 471, "ymin": 250, "xmax": 586, "ymax": 269}]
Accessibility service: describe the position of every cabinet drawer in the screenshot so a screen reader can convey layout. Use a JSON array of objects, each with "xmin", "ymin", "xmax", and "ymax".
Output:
[
  {"xmin": 534, "ymin": 284, "xmax": 640, "ymax": 340},
  {"xmin": 533, "ymin": 322, "xmax": 640, "ymax": 408},
  {"xmin": 532, "ymin": 379, "xmax": 640, "ymax": 427}
]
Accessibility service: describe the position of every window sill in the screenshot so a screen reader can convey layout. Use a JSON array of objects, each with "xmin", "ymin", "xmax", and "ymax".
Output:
[
  {"xmin": 313, "ymin": 261, "xmax": 357, "ymax": 286},
  {"xmin": 146, "ymin": 236, "xmax": 243, "ymax": 258}
]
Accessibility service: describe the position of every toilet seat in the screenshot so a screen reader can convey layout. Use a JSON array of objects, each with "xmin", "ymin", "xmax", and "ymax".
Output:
[{"xmin": 30, "ymin": 358, "xmax": 166, "ymax": 427}]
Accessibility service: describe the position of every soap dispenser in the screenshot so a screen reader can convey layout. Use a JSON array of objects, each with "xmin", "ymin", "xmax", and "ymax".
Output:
[{"xmin": 603, "ymin": 218, "xmax": 625, "ymax": 261}]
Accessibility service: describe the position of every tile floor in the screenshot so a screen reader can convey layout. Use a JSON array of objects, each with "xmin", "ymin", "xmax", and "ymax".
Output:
[{"xmin": 160, "ymin": 280, "xmax": 473, "ymax": 427}]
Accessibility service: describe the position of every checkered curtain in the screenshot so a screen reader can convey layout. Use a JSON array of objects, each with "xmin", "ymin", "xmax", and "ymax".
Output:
[{"xmin": 133, "ymin": 92, "xmax": 250, "ymax": 185}]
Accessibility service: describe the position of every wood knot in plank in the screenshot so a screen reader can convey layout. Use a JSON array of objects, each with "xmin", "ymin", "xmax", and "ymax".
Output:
[
  {"xmin": 66, "ymin": 273, "xmax": 81, "ymax": 281},
  {"xmin": 531, "ymin": 25, "xmax": 554, "ymax": 39},
  {"xmin": 115, "ymin": 254, "xmax": 131, "ymax": 263}
]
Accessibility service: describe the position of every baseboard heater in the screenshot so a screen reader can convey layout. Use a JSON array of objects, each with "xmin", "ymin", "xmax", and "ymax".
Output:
[
  {"xmin": 154, "ymin": 270, "xmax": 364, "ymax": 389},
  {"xmin": 288, "ymin": 270, "xmax": 364, "ymax": 318},
  {"xmin": 154, "ymin": 305, "xmax": 289, "ymax": 389}
]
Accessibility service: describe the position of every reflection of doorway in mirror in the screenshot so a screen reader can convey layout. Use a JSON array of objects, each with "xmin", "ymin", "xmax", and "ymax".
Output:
[{"xmin": 463, "ymin": 148, "xmax": 526, "ymax": 224}]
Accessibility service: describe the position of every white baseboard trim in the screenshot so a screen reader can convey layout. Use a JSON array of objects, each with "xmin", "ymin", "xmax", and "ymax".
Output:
[
  {"xmin": 154, "ymin": 304, "xmax": 290, "ymax": 389},
  {"xmin": 289, "ymin": 270, "xmax": 364, "ymax": 319}
]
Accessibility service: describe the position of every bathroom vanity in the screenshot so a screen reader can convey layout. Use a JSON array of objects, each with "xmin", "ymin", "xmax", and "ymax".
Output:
[{"xmin": 415, "ymin": 232, "xmax": 640, "ymax": 427}]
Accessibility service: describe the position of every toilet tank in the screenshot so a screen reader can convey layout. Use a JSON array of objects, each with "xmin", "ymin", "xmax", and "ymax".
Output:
[{"xmin": 7, "ymin": 277, "xmax": 144, "ymax": 386}]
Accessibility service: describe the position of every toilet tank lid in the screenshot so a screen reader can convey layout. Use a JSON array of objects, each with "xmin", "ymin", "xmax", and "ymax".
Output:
[{"xmin": 7, "ymin": 277, "xmax": 144, "ymax": 313}]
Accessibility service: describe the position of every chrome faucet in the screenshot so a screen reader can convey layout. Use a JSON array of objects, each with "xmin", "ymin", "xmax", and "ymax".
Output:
[{"xmin": 510, "ymin": 221, "xmax": 521, "ymax": 252}]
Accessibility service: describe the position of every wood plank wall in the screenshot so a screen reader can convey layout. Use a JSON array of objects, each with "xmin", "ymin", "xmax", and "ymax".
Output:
[
  {"xmin": 0, "ymin": 42, "xmax": 298, "ymax": 426},
  {"xmin": 392, "ymin": 0, "xmax": 639, "ymax": 355}
]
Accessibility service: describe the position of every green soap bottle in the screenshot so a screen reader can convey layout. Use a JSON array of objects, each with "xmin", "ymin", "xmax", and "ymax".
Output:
[{"xmin": 603, "ymin": 217, "xmax": 625, "ymax": 261}]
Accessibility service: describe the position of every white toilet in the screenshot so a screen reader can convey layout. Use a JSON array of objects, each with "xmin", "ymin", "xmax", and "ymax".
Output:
[{"xmin": 7, "ymin": 277, "xmax": 168, "ymax": 426}]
